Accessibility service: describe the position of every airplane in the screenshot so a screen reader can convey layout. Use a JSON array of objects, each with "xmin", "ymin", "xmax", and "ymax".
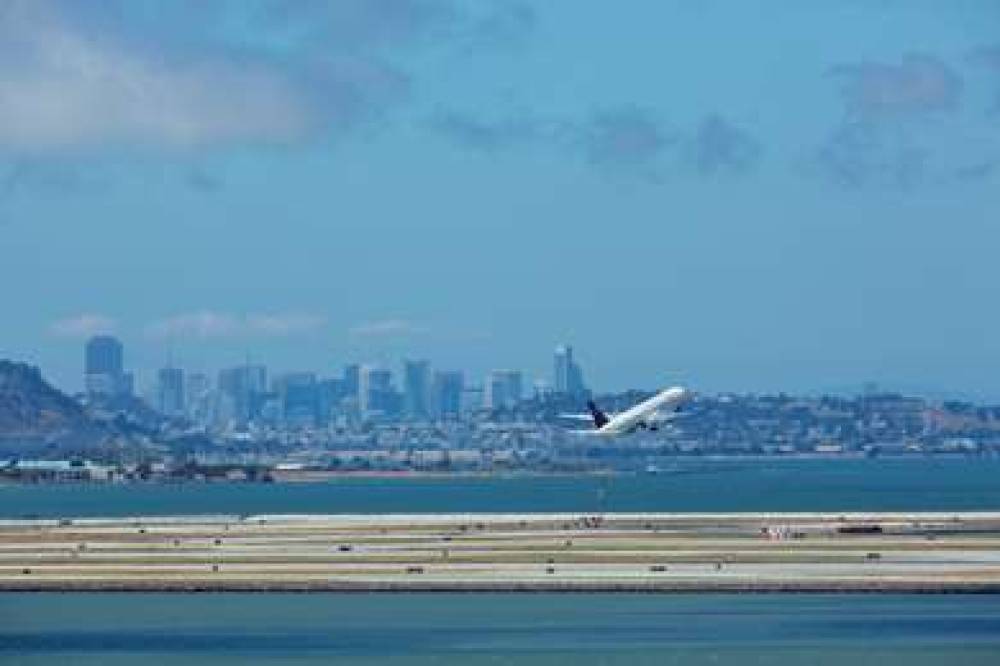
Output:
[{"xmin": 562, "ymin": 386, "xmax": 693, "ymax": 437}]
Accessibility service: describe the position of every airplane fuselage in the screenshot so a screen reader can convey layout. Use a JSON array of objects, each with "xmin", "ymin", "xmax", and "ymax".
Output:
[{"xmin": 594, "ymin": 386, "xmax": 690, "ymax": 436}]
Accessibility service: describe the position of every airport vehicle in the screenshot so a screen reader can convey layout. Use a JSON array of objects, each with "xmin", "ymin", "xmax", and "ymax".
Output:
[{"xmin": 563, "ymin": 386, "xmax": 692, "ymax": 437}]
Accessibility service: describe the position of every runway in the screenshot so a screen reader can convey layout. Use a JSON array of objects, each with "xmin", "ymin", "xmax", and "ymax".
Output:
[{"xmin": 3, "ymin": 512, "xmax": 1000, "ymax": 592}]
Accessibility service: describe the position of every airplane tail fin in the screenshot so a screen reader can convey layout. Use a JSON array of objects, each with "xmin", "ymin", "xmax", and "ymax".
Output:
[{"xmin": 587, "ymin": 400, "xmax": 609, "ymax": 429}]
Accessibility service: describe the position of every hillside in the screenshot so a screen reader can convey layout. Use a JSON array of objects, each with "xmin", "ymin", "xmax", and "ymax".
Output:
[{"xmin": 0, "ymin": 360, "xmax": 104, "ymax": 454}]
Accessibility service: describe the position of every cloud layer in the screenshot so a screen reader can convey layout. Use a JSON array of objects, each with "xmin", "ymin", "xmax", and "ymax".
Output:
[
  {"xmin": 350, "ymin": 319, "xmax": 428, "ymax": 338},
  {"xmin": 145, "ymin": 312, "xmax": 325, "ymax": 341},
  {"xmin": 686, "ymin": 115, "xmax": 762, "ymax": 175},
  {"xmin": 816, "ymin": 53, "xmax": 973, "ymax": 188},
  {"xmin": 48, "ymin": 313, "xmax": 117, "ymax": 338},
  {"xmin": 0, "ymin": 1, "xmax": 321, "ymax": 151},
  {"xmin": 430, "ymin": 106, "xmax": 761, "ymax": 181},
  {"xmin": 577, "ymin": 107, "xmax": 672, "ymax": 174},
  {"xmin": 829, "ymin": 54, "xmax": 963, "ymax": 120},
  {"xmin": 0, "ymin": 0, "xmax": 537, "ymax": 154}
]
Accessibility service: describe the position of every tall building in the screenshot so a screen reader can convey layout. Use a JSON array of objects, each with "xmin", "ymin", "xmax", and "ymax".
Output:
[
  {"xmin": 359, "ymin": 366, "xmax": 397, "ymax": 417},
  {"xmin": 217, "ymin": 364, "xmax": 267, "ymax": 425},
  {"xmin": 317, "ymin": 378, "xmax": 344, "ymax": 425},
  {"xmin": 462, "ymin": 384, "xmax": 484, "ymax": 414},
  {"xmin": 273, "ymin": 372, "xmax": 319, "ymax": 427},
  {"xmin": 84, "ymin": 335, "xmax": 129, "ymax": 398},
  {"xmin": 485, "ymin": 370, "xmax": 523, "ymax": 410},
  {"xmin": 431, "ymin": 370, "xmax": 464, "ymax": 419},
  {"xmin": 156, "ymin": 367, "xmax": 185, "ymax": 417},
  {"xmin": 553, "ymin": 345, "xmax": 587, "ymax": 398},
  {"xmin": 343, "ymin": 364, "xmax": 360, "ymax": 401},
  {"xmin": 85, "ymin": 336, "xmax": 123, "ymax": 375},
  {"xmin": 403, "ymin": 359, "xmax": 430, "ymax": 419},
  {"xmin": 185, "ymin": 372, "xmax": 213, "ymax": 426}
]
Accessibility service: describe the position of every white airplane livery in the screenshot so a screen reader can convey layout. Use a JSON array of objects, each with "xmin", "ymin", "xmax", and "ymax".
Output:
[{"xmin": 566, "ymin": 386, "xmax": 692, "ymax": 437}]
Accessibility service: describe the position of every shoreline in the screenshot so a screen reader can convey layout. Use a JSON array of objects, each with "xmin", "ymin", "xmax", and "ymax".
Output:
[
  {"xmin": 5, "ymin": 580, "xmax": 1000, "ymax": 594},
  {"xmin": 4, "ymin": 455, "xmax": 997, "ymax": 488}
]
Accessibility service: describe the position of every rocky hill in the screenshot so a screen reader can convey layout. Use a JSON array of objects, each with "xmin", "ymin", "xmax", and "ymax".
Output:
[{"xmin": 0, "ymin": 360, "xmax": 104, "ymax": 455}]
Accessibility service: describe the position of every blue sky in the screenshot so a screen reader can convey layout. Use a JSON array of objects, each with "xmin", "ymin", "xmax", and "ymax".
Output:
[{"xmin": 1, "ymin": 0, "xmax": 999, "ymax": 397}]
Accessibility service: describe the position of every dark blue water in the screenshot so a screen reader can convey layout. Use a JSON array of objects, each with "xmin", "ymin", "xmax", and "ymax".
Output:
[
  {"xmin": 2, "ymin": 458, "xmax": 999, "ymax": 517},
  {"xmin": 5, "ymin": 459, "xmax": 1000, "ymax": 663},
  {"xmin": 2, "ymin": 593, "xmax": 1000, "ymax": 664}
]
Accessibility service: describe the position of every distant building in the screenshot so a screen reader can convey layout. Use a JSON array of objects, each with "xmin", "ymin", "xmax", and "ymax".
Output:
[
  {"xmin": 119, "ymin": 371, "xmax": 134, "ymax": 397},
  {"xmin": 343, "ymin": 364, "xmax": 360, "ymax": 401},
  {"xmin": 553, "ymin": 345, "xmax": 587, "ymax": 399},
  {"xmin": 156, "ymin": 367, "xmax": 185, "ymax": 417},
  {"xmin": 403, "ymin": 359, "xmax": 430, "ymax": 419},
  {"xmin": 432, "ymin": 371, "xmax": 464, "ymax": 418},
  {"xmin": 84, "ymin": 335, "xmax": 129, "ymax": 398},
  {"xmin": 273, "ymin": 372, "xmax": 318, "ymax": 427},
  {"xmin": 359, "ymin": 366, "xmax": 398, "ymax": 417},
  {"xmin": 462, "ymin": 384, "xmax": 484, "ymax": 414},
  {"xmin": 317, "ymin": 378, "xmax": 345, "ymax": 425},
  {"xmin": 217, "ymin": 364, "xmax": 267, "ymax": 425},
  {"xmin": 185, "ymin": 372, "xmax": 213, "ymax": 425},
  {"xmin": 485, "ymin": 370, "xmax": 523, "ymax": 410},
  {"xmin": 85, "ymin": 335, "xmax": 123, "ymax": 376}
]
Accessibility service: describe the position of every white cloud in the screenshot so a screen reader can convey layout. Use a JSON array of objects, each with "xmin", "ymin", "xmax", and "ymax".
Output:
[
  {"xmin": 145, "ymin": 311, "xmax": 324, "ymax": 340},
  {"xmin": 0, "ymin": 1, "xmax": 319, "ymax": 151},
  {"xmin": 245, "ymin": 313, "xmax": 326, "ymax": 336},
  {"xmin": 145, "ymin": 311, "xmax": 239, "ymax": 340},
  {"xmin": 48, "ymin": 313, "xmax": 116, "ymax": 338},
  {"xmin": 350, "ymin": 319, "xmax": 428, "ymax": 338}
]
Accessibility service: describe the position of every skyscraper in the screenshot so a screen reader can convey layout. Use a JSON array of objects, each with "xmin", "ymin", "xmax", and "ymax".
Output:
[
  {"xmin": 554, "ymin": 345, "xmax": 571, "ymax": 394},
  {"xmin": 403, "ymin": 359, "xmax": 430, "ymax": 419},
  {"xmin": 85, "ymin": 336, "xmax": 123, "ymax": 376},
  {"xmin": 84, "ymin": 335, "xmax": 128, "ymax": 397},
  {"xmin": 431, "ymin": 370, "xmax": 464, "ymax": 419},
  {"xmin": 553, "ymin": 344, "xmax": 587, "ymax": 398},
  {"xmin": 185, "ymin": 372, "xmax": 212, "ymax": 426},
  {"xmin": 217, "ymin": 364, "xmax": 267, "ymax": 425},
  {"xmin": 273, "ymin": 372, "xmax": 318, "ymax": 427},
  {"xmin": 343, "ymin": 364, "xmax": 360, "ymax": 401},
  {"xmin": 359, "ymin": 366, "xmax": 397, "ymax": 417},
  {"xmin": 485, "ymin": 370, "xmax": 523, "ymax": 410},
  {"xmin": 156, "ymin": 367, "xmax": 185, "ymax": 417}
]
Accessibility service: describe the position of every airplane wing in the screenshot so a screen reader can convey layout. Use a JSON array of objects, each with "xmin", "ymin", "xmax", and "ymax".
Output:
[
  {"xmin": 557, "ymin": 413, "xmax": 595, "ymax": 422},
  {"xmin": 558, "ymin": 412, "xmax": 619, "ymax": 421}
]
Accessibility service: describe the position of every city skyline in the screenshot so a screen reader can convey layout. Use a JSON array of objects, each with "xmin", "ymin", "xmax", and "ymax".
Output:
[
  {"xmin": 80, "ymin": 333, "xmax": 591, "ymax": 427},
  {"xmin": 40, "ymin": 328, "xmax": 1000, "ymax": 404}
]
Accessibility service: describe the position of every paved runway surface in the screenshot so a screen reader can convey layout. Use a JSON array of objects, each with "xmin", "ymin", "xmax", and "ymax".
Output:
[{"xmin": 3, "ymin": 512, "xmax": 1000, "ymax": 591}]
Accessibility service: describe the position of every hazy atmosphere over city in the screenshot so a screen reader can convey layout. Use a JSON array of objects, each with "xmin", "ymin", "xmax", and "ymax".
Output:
[{"xmin": 2, "ymin": 0, "xmax": 999, "ymax": 397}]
